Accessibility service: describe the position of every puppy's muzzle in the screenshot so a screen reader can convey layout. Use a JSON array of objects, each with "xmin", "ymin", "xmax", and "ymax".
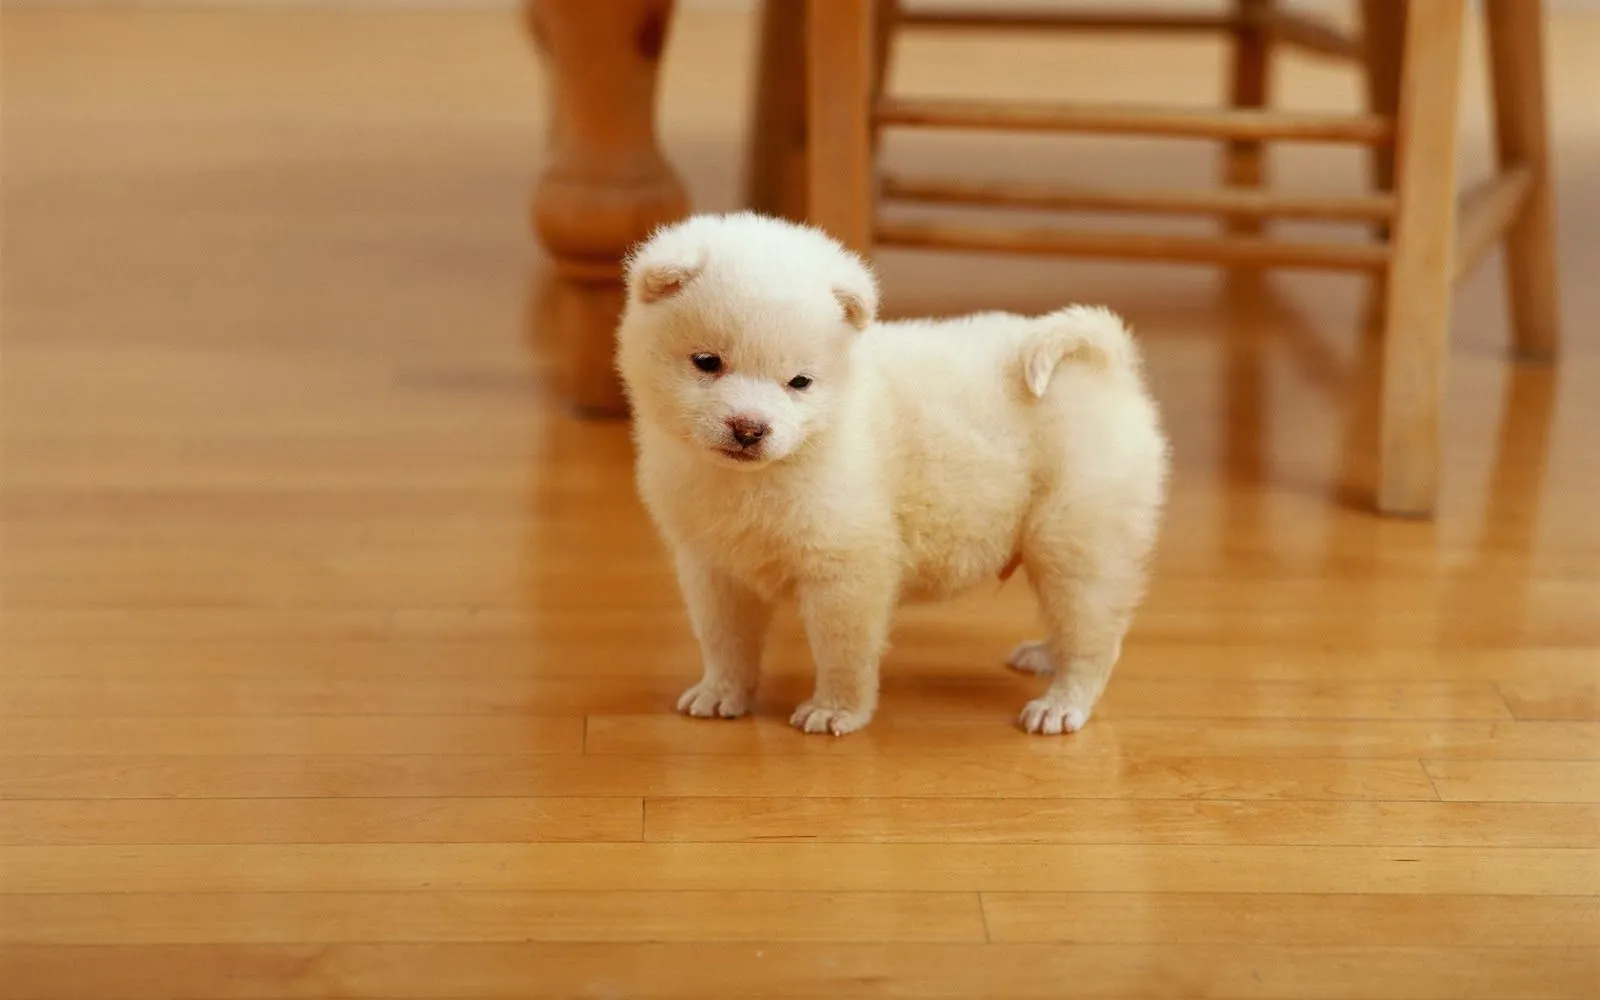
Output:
[
  {"xmin": 723, "ymin": 416, "xmax": 770, "ymax": 459},
  {"xmin": 727, "ymin": 417, "xmax": 768, "ymax": 448}
]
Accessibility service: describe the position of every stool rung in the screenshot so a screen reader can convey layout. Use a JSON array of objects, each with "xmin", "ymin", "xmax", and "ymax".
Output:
[
  {"xmin": 875, "ymin": 218, "xmax": 1390, "ymax": 271},
  {"xmin": 898, "ymin": 6, "xmax": 1362, "ymax": 60},
  {"xmin": 1269, "ymin": 9, "xmax": 1364, "ymax": 60},
  {"xmin": 877, "ymin": 97, "xmax": 1393, "ymax": 144},
  {"xmin": 882, "ymin": 173, "xmax": 1397, "ymax": 222},
  {"xmin": 899, "ymin": 8, "xmax": 1231, "ymax": 34},
  {"xmin": 1453, "ymin": 165, "xmax": 1533, "ymax": 284}
]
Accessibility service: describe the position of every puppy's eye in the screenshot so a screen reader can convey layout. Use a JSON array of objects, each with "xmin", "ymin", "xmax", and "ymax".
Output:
[
  {"xmin": 787, "ymin": 374, "xmax": 814, "ymax": 391},
  {"xmin": 691, "ymin": 353, "xmax": 723, "ymax": 375}
]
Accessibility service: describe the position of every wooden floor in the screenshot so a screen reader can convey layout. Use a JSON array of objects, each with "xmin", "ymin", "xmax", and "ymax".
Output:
[{"xmin": 3, "ymin": 7, "xmax": 1599, "ymax": 999}]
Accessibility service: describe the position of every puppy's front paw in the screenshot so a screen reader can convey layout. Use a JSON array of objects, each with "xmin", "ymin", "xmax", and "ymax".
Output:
[
  {"xmin": 1006, "ymin": 640, "xmax": 1054, "ymax": 675},
  {"xmin": 789, "ymin": 700, "xmax": 872, "ymax": 736},
  {"xmin": 1019, "ymin": 695, "xmax": 1089, "ymax": 735},
  {"xmin": 677, "ymin": 678, "xmax": 751, "ymax": 719}
]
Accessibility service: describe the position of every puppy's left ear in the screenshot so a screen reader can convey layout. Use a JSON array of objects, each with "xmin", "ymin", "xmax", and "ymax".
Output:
[
  {"xmin": 636, "ymin": 259, "xmax": 704, "ymax": 304},
  {"xmin": 626, "ymin": 235, "xmax": 707, "ymax": 304}
]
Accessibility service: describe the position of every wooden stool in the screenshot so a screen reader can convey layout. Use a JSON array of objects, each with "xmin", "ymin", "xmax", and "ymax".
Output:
[{"xmin": 757, "ymin": 0, "xmax": 1559, "ymax": 517}]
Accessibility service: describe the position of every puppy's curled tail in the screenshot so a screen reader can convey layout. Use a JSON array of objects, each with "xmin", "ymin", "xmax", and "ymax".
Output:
[{"xmin": 1020, "ymin": 305, "xmax": 1140, "ymax": 399}]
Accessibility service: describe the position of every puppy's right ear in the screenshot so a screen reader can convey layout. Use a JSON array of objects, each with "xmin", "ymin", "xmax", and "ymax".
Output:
[
  {"xmin": 827, "ymin": 242, "xmax": 880, "ymax": 331},
  {"xmin": 833, "ymin": 286, "xmax": 875, "ymax": 331}
]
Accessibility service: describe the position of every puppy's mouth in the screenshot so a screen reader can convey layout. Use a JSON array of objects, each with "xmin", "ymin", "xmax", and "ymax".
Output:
[{"xmin": 716, "ymin": 447, "xmax": 763, "ymax": 463}]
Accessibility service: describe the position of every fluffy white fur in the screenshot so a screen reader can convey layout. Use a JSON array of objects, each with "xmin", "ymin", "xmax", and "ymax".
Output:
[{"xmin": 617, "ymin": 212, "xmax": 1169, "ymax": 736}]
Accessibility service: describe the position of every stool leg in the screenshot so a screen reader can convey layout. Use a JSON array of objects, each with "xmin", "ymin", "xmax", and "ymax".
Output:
[
  {"xmin": 1378, "ymin": 0, "xmax": 1467, "ymax": 516},
  {"xmin": 871, "ymin": 0, "xmax": 899, "ymax": 152},
  {"xmin": 1485, "ymin": 0, "xmax": 1561, "ymax": 360},
  {"xmin": 1360, "ymin": 0, "xmax": 1406, "ymax": 329},
  {"xmin": 747, "ymin": 0, "xmax": 808, "ymax": 222},
  {"xmin": 1224, "ymin": 0, "xmax": 1273, "ymax": 234},
  {"xmin": 1361, "ymin": 1, "xmax": 1406, "ymax": 206},
  {"xmin": 806, "ymin": 0, "xmax": 875, "ymax": 254}
]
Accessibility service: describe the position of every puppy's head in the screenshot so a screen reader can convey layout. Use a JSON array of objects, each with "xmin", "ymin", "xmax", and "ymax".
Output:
[{"xmin": 617, "ymin": 213, "xmax": 877, "ymax": 469}]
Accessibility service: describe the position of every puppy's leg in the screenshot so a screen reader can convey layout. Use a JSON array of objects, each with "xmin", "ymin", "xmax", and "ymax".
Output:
[
  {"xmin": 674, "ymin": 552, "xmax": 772, "ymax": 719},
  {"xmin": 1017, "ymin": 520, "xmax": 1149, "ymax": 735},
  {"xmin": 790, "ymin": 574, "xmax": 896, "ymax": 735}
]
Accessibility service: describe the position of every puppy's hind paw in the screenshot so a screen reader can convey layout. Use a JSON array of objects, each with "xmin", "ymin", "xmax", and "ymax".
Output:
[
  {"xmin": 1019, "ymin": 696, "xmax": 1089, "ymax": 736},
  {"xmin": 1006, "ymin": 640, "xmax": 1054, "ymax": 675},
  {"xmin": 676, "ymin": 679, "xmax": 751, "ymax": 719},
  {"xmin": 789, "ymin": 701, "xmax": 872, "ymax": 736}
]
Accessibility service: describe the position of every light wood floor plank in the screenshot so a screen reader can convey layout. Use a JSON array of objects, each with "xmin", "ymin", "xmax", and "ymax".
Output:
[
  {"xmin": 1499, "ymin": 675, "xmax": 1600, "ymax": 721},
  {"xmin": 0, "ymin": 717, "xmax": 583, "ymax": 756},
  {"xmin": 5, "ymin": 843, "xmax": 1595, "ymax": 895},
  {"xmin": 0, "ymin": 891, "xmax": 987, "ymax": 945},
  {"xmin": 16, "ymin": 713, "xmax": 1587, "ymax": 762},
  {"xmin": 642, "ymin": 797, "xmax": 1600, "ymax": 848},
  {"xmin": 0, "ymin": 675, "xmax": 1517, "ymax": 720},
  {"xmin": 1, "ymin": 942, "xmax": 1592, "ymax": 999},
  {"xmin": 5, "ymin": 639, "xmax": 1596, "ymax": 685},
  {"xmin": 0, "ymin": 753, "xmax": 1438, "ymax": 801},
  {"xmin": 1424, "ymin": 760, "xmax": 1600, "ymax": 802},
  {"xmin": 979, "ymin": 892, "xmax": 1600, "ymax": 946},
  {"xmin": 19, "ymin": 890, "xmax": 1585, "ymax": 950},
  {"xmin": 0, "ymin": 798, "xmax": 643, "ymax": 847},
  {"xmin": 588, "ymin": 715, "xmax": 1600, "ymax": 759},
  {"xmin": 10, "ymin": 797, "xmax": 1593, "ymax": 849}
]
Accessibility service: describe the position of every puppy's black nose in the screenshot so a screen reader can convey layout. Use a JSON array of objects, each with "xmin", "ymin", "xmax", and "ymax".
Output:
[{"xmin": 727, "ymin": 417, "xmax": 769, "ymax": 448}]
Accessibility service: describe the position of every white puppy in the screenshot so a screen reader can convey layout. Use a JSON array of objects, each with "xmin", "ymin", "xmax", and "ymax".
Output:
[{"xmin": 617, "ymin": 212, "xmax": 1168, "ymax": 736}]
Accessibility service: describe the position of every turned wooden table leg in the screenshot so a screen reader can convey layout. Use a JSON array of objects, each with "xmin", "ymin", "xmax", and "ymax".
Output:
[{"xmin": 527, "ymin": 0, "xmax": 688, "ymax": 417}]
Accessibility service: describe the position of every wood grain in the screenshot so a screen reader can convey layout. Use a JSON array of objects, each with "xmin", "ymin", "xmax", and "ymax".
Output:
[
  {"xmin": 1424, "ymin": 760, "xmax": 1600, "ymax": 803},
  {"xmin": 1453, "ymin": 163, "xmax": 1533, "ymax": 283},
  {"xmin": 1223, "ymin": 0, "xmax": 1272, "ymax": 238},
  {"xmin": 0, "ymin": 675, "xmax": 1517, "ymax": 719},
  {"xmin": 588, "ymin": 715, "xmax": 1595, "ymax": 758},
  {"xmin": 2, "ymin": 942, "xmax": 1594, "ymax": 999},
  {"xmin": 643, "ymin": 797, "xmax": 1600, "ymax": 848},
  {"xmin": 882, "ymin": 172, "xmax": 1398, "ymax": 221},
  {"xmin": 1, "ymin": 891, "xmax": 987, "ymax": 945},
  {"xmin": 980, "ymin": 892, "xmax": 1600, "ymax": 946},
  {"xmin": 0, "ymin": 798, "xmax": 644, "ymax": 846},
  {"xmin": 1499, "ymin": 674, "xmax": 1600, "ymax": 721},
  {"xmin": 1376, "ymin": 0, "xmax": 1467, "ymax": 513},
  {"xmin": 6, "ymin": 843, "xmax": 1596, "ymax": 895},
  {"xmin": 524, "ymin": 0, "xmax": 688, "ymax": 414},
  {"xmin": 0, "ymin": 716, "xmax": 584, "ymax": 756},
  {"xmin": 1485, "ymin": 0, "xmax": 1562, "ymax": 359},
  {"xmin": 0, "ymin": 753, "xmax": 1437, "ymax": 801},
  {"xmin": 876, "ymin": 218, "xmax": 1391, "ymax": 271},
  {"xmin": 806, "ymin": 0, "xmax": 875, "ymax": 252},
  {"xmin": 6, "ymin": 638, "xmax": 1593, "ymax": 683},
  {"xmin": 877, "ymin": 97, "xmax": 1394, "ymax": 144}
]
